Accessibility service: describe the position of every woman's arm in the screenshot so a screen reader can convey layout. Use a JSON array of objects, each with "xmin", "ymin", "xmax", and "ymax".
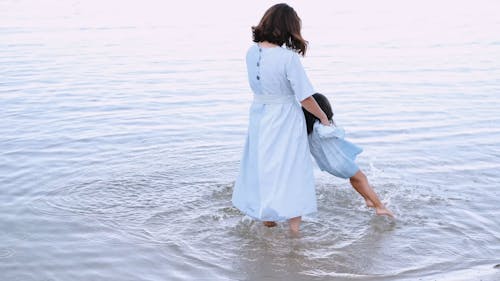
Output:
[{"xmin": 301, "ymin": 96, "xmax": 330, "ymax": 126}]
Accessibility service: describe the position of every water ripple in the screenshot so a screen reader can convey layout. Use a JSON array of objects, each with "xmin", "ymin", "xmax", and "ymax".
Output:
[
  {"xmin": 0, "ymin": 248, "xmax": 16, "ymax": 259},
  {"xmin": 2, "ymin": 0, "xmax": 500, "ymax": 280}
]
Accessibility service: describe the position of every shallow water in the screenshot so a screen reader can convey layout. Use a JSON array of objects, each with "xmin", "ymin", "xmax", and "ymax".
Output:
[{"xmin": 1, "ymin": 0, "xmax": 500, "ymax": 280}]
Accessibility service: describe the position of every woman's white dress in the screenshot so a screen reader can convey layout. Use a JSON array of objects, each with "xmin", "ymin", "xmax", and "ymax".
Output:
[{"xmin": 232, "ymin": 44, "xmax": 317, "ymax": 222}]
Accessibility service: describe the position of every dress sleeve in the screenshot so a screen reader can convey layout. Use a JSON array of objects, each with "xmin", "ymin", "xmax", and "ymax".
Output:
[{"xmin": 286, "ymin": 52, "xmax": 315, "ymax": 102}]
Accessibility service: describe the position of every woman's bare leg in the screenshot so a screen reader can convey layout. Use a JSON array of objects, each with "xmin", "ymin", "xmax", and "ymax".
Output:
[
  {"xmin": 349, "ymin": 171, "xmax": 394, "ymax": 218},
  {"xmin": 263, "ymin": 221, "xmax": 277, "ymax": 227},
  {"xmin": 288, "ymin": 216, "xmax": 301, "ymax": 234}
]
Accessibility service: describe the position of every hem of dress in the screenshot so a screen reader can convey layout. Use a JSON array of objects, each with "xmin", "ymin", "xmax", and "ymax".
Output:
[
  {"xmin": 324, "ymin": 167, "xmax": 360, "ymax": 179},
  {"xmin": 232, "ymin": 202, "xmax": 318, "ymax": 222}
]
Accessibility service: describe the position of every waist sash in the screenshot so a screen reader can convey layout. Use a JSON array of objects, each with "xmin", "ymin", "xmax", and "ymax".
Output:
[{"xmin": 253, "ymin": 94, "xmax": 296, "ymax": 104}]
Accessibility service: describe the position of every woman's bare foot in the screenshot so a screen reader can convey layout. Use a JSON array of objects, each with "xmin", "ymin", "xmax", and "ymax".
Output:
[
  {"xmin": 288, "ymin": 216, "xmax": 301, "ymax": 234},
  {"xmin": 263, "ymin": 221, "xmax": 277, "ymax": 227},
  {"xmin": 375, "ymin": 206, "xmax": 395, "ymax": 218}
]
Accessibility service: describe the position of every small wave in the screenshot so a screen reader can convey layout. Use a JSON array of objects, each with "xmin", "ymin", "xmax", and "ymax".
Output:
[{"xmin": 0, "ymin": 248, "xmax": 15, "ymax": 259}]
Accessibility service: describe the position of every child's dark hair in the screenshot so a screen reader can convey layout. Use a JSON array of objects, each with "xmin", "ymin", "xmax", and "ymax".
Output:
[{"xmin": 302, "ymin": 93, "xmax": 333, "ymax": 135}]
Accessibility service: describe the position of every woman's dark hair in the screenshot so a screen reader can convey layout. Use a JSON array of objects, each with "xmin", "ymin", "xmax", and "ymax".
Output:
[
  {"xmin": 303, "ymin": 93, "xmax": 334, "ymax": 135},
  {"xmin": 252, "ymin": 3, "xmax": 308, "ymax": 56}
]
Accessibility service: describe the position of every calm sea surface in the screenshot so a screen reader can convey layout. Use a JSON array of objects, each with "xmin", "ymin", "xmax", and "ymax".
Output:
[{"xmin": 1, "ymin": 0, "xmax": 500, "ymax": 280}]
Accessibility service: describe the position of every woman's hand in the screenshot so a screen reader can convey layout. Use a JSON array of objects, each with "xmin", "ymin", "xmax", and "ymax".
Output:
[{"xmin": 320, "ymin": 118, "xmax": 330, "ymax": 126}]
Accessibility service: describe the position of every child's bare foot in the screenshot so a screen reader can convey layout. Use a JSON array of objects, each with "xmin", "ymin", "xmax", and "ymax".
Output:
[
  {"xmin": 263, "ymin": 221, "xmax": 277, "ymax": 227},
  {"xmin": 375, "ymin": 206, "xmax": 395, "ymax": 218},
  {"xmin": 365, "ymin": 198, "xmax": 375, "ymax": 208}
]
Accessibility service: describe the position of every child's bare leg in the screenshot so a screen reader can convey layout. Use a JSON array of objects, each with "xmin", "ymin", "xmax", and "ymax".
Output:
[
  {"xmin": 349, "ymin": 171, "xmax": 394, "ymax": 218},
  {"xmin": 348, "ymin": 170, "xmax": 374, "ymax": 207},
  {"xmin": 288, "ymin": 216, "xmax": 301, "ymax": 234}
]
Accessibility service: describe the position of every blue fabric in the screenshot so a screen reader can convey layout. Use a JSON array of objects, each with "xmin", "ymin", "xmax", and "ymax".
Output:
[{"xmin": 308, "ymin": 121, "xmax": 363, "ymax": 179}]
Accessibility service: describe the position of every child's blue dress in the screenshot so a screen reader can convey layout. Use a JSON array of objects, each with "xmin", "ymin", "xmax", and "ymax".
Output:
[
  {"xmin": 308, "ymin": 121, "xmax": 363, "ymax": 179},
  {"xmin": 232, "ymin": 44, "xmax": 317, "ymax": 222}
]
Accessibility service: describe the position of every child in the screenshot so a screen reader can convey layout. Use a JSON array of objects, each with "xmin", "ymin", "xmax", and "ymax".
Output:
[{"xmin": 303, "ymin": 93, "xmax": 394, "ymax": 218}]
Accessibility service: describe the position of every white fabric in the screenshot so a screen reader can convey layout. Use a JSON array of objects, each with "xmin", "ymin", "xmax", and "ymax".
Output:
[
  {"xmin": 246, "ymin": 45, "xmax": 315, "ymax": 101},
  {"xmin": 232, "ymin": 44, "xmax": 317, "ymax": 221},
  {"xmin": 253, "ymin": 94, "xmax": 295, "ymax": 104}
]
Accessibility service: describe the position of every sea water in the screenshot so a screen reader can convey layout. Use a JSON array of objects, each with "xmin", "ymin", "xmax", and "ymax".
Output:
[{"xmin": 1, "ymin": 0, "xmax": 499, "ymax": 280}]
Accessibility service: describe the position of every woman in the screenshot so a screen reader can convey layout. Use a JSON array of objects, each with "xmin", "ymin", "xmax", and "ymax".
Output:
[{"xmin": 232, "ymin": 3, "xmax": 329, "ymax": 234}]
